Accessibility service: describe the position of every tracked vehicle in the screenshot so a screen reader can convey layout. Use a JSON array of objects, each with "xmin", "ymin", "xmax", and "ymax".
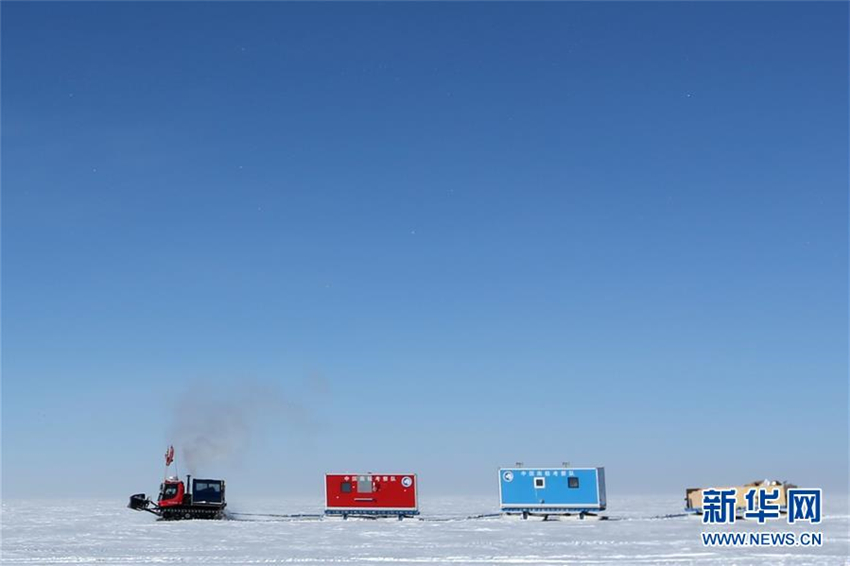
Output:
[{"xmin": 128, "ymin": 446, "xmax": 226, "ymax": 520}]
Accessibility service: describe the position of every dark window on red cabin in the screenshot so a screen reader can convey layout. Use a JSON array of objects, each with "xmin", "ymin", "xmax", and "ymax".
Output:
[
  {"xmin": 160, "ymin": 484, "xmax": 179, "ymax": 500},
  {"xmin": 340, "ymin": 482, "xmax": 352, "ymax": 493},
  {"xmin": 568, "ymin": 477, "xmax": 579, "ymax": 489}
]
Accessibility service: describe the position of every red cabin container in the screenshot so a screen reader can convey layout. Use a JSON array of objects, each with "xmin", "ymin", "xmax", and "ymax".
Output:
[{"xmin": 324, "ymin": 473, "xmax": 419, "ymax": 518}]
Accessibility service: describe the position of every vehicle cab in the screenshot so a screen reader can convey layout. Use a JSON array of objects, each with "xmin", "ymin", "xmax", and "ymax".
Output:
[{"xmin": 157, "ymin": 477, "xmax": 185, "ymax": 507}]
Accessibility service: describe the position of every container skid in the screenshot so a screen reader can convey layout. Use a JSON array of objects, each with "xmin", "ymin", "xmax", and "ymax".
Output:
[
  {"xmin": 325, "ymin": 473, "xmax": 419, "ymax": 519},
  {"xmin": 499, "ymin": 466, "xmax": 607, "ymax": 519}
]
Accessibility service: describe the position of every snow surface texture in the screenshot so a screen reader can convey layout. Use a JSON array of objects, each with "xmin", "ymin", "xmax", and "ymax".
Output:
[{"xmin": 2, "ymin": 495, "xmax": 848, "ymax": 565}]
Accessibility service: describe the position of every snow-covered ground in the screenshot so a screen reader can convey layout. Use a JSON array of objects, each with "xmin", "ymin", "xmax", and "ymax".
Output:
[{"xmin": 2, "ymin": 495, "xmax": 847, "ymax": 564}]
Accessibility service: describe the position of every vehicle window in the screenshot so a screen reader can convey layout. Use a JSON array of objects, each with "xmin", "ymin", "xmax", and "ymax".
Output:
[
  {"xmin": 193, "ymin": 481, "xmax": 223, "ymax": 502},
  {"xmin": 568, "ymin": 477, "xmax": 579, "ymax": 488},
  {"xmin": 341, "ymin": 481, "xmax": 352, "ymax": 493},
  {"xmin": 160, "ymin": 484, "xmax": 179, "ymax": 499}
]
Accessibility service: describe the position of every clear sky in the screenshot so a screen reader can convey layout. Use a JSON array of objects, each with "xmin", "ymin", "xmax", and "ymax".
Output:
[{"xmin": 2, "ymin": 2, "xmax": 848, "ymax": 500}]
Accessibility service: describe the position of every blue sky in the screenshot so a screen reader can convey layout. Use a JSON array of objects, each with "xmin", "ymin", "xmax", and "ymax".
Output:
[{"xmin": 2, "ymin": 2, "xmax": 847, "ymax": 499}]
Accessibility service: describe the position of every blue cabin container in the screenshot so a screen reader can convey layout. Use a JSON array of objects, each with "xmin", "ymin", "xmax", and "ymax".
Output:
[{"xmin": 498, "ymin": 466, "xmax": 607, "ymax": 516}]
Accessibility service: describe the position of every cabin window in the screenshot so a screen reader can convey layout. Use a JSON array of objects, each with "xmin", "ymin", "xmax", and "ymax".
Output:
[
  {"xmin": 340, "ymin": 481, "xmax": 352, "ymax": 493},
  {"xmin": 534, "ymin": 477, "xmax": 546, "ymax": 489},
  {"xmin": 568, "ymin": 476, "xmax": 579, "ymax": 489},
  {"xmin": 357, "ymin": 479, "xmax": 373, "ymax": 493},
  {"xmin": 193, "ymin": 481, "xmax": 222, "ymax": 503},
  {"xmin": 194, "ymin": 481, "xmax": 221, "ymax": 494},
  {"xmin": 159, "ymin": 484, "xmax": 179, "ymax": 500}
]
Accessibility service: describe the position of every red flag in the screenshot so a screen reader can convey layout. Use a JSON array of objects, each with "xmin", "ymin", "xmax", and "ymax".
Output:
[{"xmin": 165, "ymin": 445, "xmax": 174, "ymax": 466}]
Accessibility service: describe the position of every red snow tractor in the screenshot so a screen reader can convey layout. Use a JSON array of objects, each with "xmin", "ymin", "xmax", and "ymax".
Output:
[{"xmin": 128, "ymin": 446, "xmax": 226, "ymax": 520}]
